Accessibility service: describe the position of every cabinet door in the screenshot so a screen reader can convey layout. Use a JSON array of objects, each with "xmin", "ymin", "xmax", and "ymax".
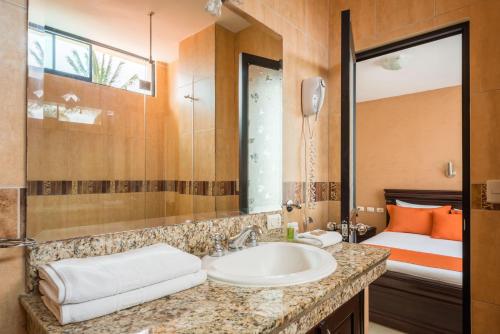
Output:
[{"xmin": 319, "ymin": 293, "xmax": 362, "ymax": 334}]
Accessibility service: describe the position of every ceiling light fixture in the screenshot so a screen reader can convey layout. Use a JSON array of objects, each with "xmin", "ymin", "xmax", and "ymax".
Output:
[
  {"xmin": 205, "ymin": 0, "xmax": 243, "ymax": 17},
  {"xmin": 205, "ymin": 0, "xmax": 223, "ymax": 16}
]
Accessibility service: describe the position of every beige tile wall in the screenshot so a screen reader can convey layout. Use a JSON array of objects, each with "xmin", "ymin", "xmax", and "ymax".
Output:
[
  {"xmin": 26, "ymin": 62, "xmax": 171, "ymax": 238},
  {"xmin": 176, "ymin": 25, "xmax": 217, "ymax": 215},
  {"xmin": 328, "ymin": 0, "xmax": 500, "ymax": 331},
  {"xmin": 0, "ymin": 0, "xmax": 27, "ymax": 332},
  {"xmin": 215, "ymin": 25, "xmax": 237, "ymax": 184},
  {"xmin": 231, "ymin": 0, "xmax": 332, "ymax": 231}
]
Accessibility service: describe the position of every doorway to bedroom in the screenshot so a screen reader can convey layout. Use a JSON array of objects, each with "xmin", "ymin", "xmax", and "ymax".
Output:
[{"xmin": 340, "ymin": 11, "xmax": 470, "ymax": 334}]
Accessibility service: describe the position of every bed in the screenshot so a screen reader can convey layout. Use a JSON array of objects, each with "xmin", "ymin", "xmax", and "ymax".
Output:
[{"xmin": 364, "ymin": 189, "xmax": 463, "ymax": 334}]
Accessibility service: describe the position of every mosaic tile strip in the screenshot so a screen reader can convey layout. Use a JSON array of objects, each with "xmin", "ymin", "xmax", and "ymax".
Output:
[
  {"xmin": 329, "ymin": 181, "xmax": 340, "ymax": 201},
  {"xmin": 472, "ymin": 183, "xmax": 500, "ymax": 210},
  {"xmin": 0, "ymin": 188, "xmax": 20, "ymax": 238},
  {"xmin": 27, "ymin": 180, "xmax": 239, "ymax": 197},
  {"xmin": 27, "ymin": 180, "xmax": 340, "ymax": 200},
  {"xmin": 212, "ymin": 180, "xmax": 239, "ymax": 196},
  {"xmin": 283, "ymin": 181, "xmax": 340, "ymax": 203}
]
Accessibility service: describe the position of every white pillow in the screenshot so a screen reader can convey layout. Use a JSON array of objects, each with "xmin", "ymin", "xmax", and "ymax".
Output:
[{"xmin": 395, "ymin": 199, "xmax": 442, "ymax": 209}]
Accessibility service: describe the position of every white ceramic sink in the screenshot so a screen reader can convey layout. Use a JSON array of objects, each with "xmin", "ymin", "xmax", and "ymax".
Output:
[{"xmin": 202, "ymin": 242, "xmax": 337, "ymax": 287}]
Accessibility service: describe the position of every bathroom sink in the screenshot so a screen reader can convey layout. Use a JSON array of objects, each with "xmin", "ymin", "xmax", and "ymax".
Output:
[{"xmin": 202, "ymin": 242, "xmax": 337, "ymax": 287}]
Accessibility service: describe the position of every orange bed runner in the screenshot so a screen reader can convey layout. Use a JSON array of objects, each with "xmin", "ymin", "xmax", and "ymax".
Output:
[{"xmin": 367, "ymin": 245, "xmax": 462, "ymax": 272}]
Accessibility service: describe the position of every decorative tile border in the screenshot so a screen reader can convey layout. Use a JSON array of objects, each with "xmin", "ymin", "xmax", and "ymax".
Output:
[
  {"xmin": 27, "ymin": 180, "xmax": 239, "ymax": 197},
  {"xmin": 283, "ymin": 181, "xmax": 340, "ymax": 203},
  {"xmin": 472, "ymin": 183, "xmax": 500, "ymax": 210},
  {"xmin": 27, "ymin": 180, "xmax": 340, "ymax": 201},
  {"xmin": 0, "ymin": 188, "xmax": 21, "ymax": 238}
]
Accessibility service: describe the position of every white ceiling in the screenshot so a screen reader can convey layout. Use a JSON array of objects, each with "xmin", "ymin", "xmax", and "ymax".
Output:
[
  {"xmin": 356, "ymin": 35, "xmax": 462, "ymax": 102},
  {"xmin": 30, "ymin": 0, "xmax": 250, "ymax": 62}
]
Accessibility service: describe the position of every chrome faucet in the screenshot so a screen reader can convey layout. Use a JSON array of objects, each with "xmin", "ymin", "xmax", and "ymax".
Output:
[
  {"xmin": 348, "ymin": 208, "xmax": 368, "ymax": 242},
  {"xmin": 228, "ymin": 225, "xmax": 263, "ymax": 250}
]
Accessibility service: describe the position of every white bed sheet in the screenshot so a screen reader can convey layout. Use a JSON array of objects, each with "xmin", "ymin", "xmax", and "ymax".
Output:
[{"xmin": 361, "ymin": 231, "xmax": 462, "ymax": 286}]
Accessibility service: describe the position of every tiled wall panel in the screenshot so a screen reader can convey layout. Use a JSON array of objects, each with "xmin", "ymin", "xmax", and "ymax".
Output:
[
  {"xmin": 0, "ymin": 0, "xmax": 27, "ymax": 332},
  {"xmin": 232, "ymin": 0, "xmax": 332, "ymax": 231}
]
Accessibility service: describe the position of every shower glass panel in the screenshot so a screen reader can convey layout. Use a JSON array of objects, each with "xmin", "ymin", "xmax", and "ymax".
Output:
[
  {"xmin": 26, "ymin": 2, "xmax": 150, "ymax": 240},
  {"xmin": 246, "ymin": 64, "xmax": 283, "ymax": 214}
]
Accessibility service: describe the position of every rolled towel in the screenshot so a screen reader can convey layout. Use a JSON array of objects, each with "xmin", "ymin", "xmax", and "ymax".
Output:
[
  {"xmin": 297, "ymin": 230, "xmax": 343, "ymax": 248},
  {"xmin": 41, "ymin": 270, "xmax": 207, "ymax": 325},
  {"xmin": 38, "ymin": 243, "xmax": 201, "ymax": 304}
]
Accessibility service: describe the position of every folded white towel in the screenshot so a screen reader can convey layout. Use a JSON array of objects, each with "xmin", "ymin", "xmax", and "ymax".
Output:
[
  {"xmin": 38, "ymin": 243, "xmax": 201, "ymax": 304},
  {"xmin": 297, "ymin": 230, "xmax": 343, "ymax": 248},
  {"xmin": 41, "ymin": 270, "xmax": 207, "ymax": 325}
]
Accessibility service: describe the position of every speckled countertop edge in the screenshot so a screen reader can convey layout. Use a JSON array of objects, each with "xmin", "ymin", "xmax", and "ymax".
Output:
[{"xmin": 21, "ymin": 241, "xmax": 389, "ymax": 334}]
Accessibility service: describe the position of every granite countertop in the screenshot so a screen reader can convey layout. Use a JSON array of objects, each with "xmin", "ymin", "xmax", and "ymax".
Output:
[{"xmin": 20, "ymin": 241, "xmax": 389, "ymax": 334}]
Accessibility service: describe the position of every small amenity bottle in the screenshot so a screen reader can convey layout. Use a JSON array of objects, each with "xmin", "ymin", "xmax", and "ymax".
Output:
[{"xmin": 287, "ymin": 222, "xmax": 299, "ymax": 240}]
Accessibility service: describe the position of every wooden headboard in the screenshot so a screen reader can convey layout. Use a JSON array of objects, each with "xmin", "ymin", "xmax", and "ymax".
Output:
[{"xmin": 384, "ymin": 189, "xmax": 463, "ymax": 225}]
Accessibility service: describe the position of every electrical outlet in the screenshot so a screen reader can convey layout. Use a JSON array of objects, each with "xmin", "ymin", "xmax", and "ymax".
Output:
[
  {"xmin": 367, "ymin": 207, "xmax": 375, "ymax": 213},
  {"xmin": 357, "ymin": 206, "xmax": 365, "ymax": 212},
  {"xmin": 266, "ymin": 214, "xmax": 282, "ymax": 230},
  {"xmin": 376, "ymin": 207, "xmax": 385, "ymax": 213}
]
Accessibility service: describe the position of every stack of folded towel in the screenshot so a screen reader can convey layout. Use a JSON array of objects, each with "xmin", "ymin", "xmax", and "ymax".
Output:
[
  {"xmin": 297, "ymin": 229, "xmax": 343, "ymax": 248},
  {"xmin": 38, "ymin": 243, "xmax": 206, "ymax": 325}
]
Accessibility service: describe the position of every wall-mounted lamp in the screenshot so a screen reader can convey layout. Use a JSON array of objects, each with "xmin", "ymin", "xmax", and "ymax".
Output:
[{"xmin": 445, "ymin": 161, "xmax": 456, "ymax": 178}]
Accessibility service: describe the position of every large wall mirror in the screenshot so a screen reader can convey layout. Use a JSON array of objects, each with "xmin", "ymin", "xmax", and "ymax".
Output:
[{"xmin": 26, "ymin": 0, "xmax": 283, "ymax": 241}]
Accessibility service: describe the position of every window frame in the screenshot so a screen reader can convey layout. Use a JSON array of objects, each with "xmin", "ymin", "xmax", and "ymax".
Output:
[{"xmin": 28, "ymin": 23, "xmax": 155, "ymax": 96}]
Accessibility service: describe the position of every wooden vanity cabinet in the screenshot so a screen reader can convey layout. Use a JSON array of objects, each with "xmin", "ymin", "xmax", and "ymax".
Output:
[{"xmin": 307, "ymin": 292, "xmax": 364, "ymax": 334}]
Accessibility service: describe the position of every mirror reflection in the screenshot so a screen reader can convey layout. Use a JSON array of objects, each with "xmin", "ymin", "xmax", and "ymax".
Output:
[{"xmin": 26, "ymin": 0, "xmax": 283, "ymax": 241}]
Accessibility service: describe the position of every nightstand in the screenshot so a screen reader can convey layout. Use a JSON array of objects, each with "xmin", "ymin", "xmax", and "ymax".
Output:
[{"xmin": 355, "ymin": 226, "xmax": 376, "ymax": 243}]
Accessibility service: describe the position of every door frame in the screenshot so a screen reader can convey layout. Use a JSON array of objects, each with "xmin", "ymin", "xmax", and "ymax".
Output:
[
  {"xmin": 340, "ymin": 19, "xmax": 471, "ymax": 333},
  {"xmin": 340, "ymin": 10, "xmax": 356, "ymax": 232}
]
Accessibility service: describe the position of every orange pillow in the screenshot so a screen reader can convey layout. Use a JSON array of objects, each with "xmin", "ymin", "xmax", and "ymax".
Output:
[
  {"xmin": 386, "ymin": 205, "xmax": 452, "ymax": 235},
  {"xmin": 431, "ymin": 211, "xmax": 463, "ymax": 241}
]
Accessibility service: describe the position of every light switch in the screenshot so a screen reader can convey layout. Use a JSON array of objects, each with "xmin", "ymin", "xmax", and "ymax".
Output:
[
  {"xmin": 486, "ymin": 180, "xmax": 500, "ymax": 204},
  {"xmin": 266, "ymin": 214, "xmax": 282, "ymax": 230}
]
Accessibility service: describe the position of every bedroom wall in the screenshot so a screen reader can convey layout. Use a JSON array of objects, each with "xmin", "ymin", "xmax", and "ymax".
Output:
[
  {"xmin": 329, "ymin": 0, "xmax": 500, "ymax": 331},
  {"xmin": 356, "ymin": 86, "xmax": 462, "ymax": 232}
]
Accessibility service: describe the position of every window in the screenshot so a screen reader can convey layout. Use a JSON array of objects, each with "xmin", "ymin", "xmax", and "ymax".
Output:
[
  {"xmin": 92, "ymin": 46, "xmax": 152, "ymax": 94},
  {"xmin": 54, "ymin": 34, "xmax": 91, "ymax": 78},
  {"xmin": 27, "ymin": 24, "xmax": 154, "ymax": 95},
  {"xmin": 28, "ymin": 27, "xmax": 52, "ymax": 69}
]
